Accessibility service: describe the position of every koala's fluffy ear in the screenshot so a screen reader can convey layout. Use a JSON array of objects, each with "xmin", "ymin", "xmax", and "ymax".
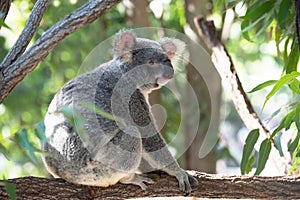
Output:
[
  {"xmin": 159, "ymin": 38, "xmax": 186, "ymax": 62},
  {"xmin": 114, "ymin": 30, "xmax": 136, "ymax": 62}
]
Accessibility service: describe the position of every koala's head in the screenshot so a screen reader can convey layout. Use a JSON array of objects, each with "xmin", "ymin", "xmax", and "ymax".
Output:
[{"xmin": 113, "ymin": 30, "xmax": 186, "ymax": 92}]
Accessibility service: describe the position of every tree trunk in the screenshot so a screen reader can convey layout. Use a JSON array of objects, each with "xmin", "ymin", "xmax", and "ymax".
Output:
[
  {"xmin": 1, "ymin": 172, "xmax": 299, "ymax": 199},
  {"xmin": 183, "ymin": 0, "xmax": 221, "ymax": 173}
]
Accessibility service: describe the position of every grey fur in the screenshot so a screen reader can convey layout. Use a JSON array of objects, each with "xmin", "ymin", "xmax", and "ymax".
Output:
[{"xmin": 42, "ymin": 30, "xmax": 198, "ymax": 194}]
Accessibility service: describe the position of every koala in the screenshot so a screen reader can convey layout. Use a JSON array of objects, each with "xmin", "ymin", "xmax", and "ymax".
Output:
[{"xmin": 42, "ymin": 30, "xmax": 198, "ymax": 195}]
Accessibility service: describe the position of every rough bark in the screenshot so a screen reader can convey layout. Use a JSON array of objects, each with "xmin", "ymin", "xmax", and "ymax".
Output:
[
  {"xmin": 0, "ymin": 0, "xmax": 121, "ymax": 103},
  {"xmin": 0, "ymin": 172, "xmax": 299, "ymax": 199},
  {"xmin": 193, "ymin": 17, "xmax": 287, "ymax": 174}
]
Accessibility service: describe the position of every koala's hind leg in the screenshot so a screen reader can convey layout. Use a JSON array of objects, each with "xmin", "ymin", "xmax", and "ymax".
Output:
[
  {"xmin": 119, "ymin": 173, "xmax": 154, "ymax": 190},
  {"xmin": 59, "ymin": 158, "xmax": 154, "ymax": 189}
]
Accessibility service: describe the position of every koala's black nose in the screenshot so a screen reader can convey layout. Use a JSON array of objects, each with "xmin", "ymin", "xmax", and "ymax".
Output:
[{"xmin": 164, "ymin": 65, "xmax": 174, "ymax": 79}]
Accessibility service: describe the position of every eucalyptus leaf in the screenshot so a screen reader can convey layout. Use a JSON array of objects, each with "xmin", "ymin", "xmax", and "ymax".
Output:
[
  {"xmin": 288, "ymin": 133, "xmax": 300, "ymax": 153},
  {"xmin": 242, "ymin": 1, "xmax": 274, "ymax": 20},
  {"xmin": 253, "ymin": 12, "xmax": 274, "ymax": 39},
  {"xmin": 285, "ymin": 41, "xmax": 299, "ymax": 74},
  {"xmin": 277, "ymin": 0, "xmax": 292, "ymax": 29},
  {"xmin": 284, "ymin": 110, "xmax": 295, "ymax": 130},
  {"xmin": 241, "ymin": 14, "xmax": 266, "ymax": 33},
  {"xmin": 4, "ymin": 182, "xmax": 16, "ymax": 200},
  {"xmin": 296, "ymin": 149, "xmax": 300, "ymax": 157},
  {"xmin": 254, "ymin": 139, "xmax": 272, "ymax": 175},
  {"xmin": 289, "ymin": 78, "xmax": 300, "ymax": 94},
  {"xmin": 262, "ymin": 72, "xmax": 300, "ymax": 111},
  {"xmin": 34, "ymin": 121, "xmax": 47, "ymax": 143},
  {"xmin": 58, "ymin": 105, "xmax": 90, "ymax": 145},
  {"xmin": 274, "ymin": 132, "xmax": 284, "ymax": 157},
  {"xmin": 248, "ymin": 80, "xmax": 277, "ymax": 93},
  {"xmin": 246, "ymin": 155, "xmax": 255, "ymax": 174},
  {"xmin": 280, "ymin": 20, "xmax": 296, "ymax": 43},
  {"xmin": 0, "ymin": 143, "xmax": 10, "ymax": 160},
  {"xmin": 15, "ymin": 129, "xmax": 37, "ymax": 164},
  {"xmin": 240, "ymin": 129, "xmax": 259, "ymax": 175},
  {"xmin": 271, "ymin": 114, "xmax": 288, "ymax": 138}
]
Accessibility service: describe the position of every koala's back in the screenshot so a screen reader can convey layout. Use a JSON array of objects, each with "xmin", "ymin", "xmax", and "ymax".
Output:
[{"xmin": 43, "ymin": 60, "xmax": 127, "ymax": 165}]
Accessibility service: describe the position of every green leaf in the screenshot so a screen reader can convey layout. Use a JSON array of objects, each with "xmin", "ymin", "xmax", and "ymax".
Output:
[
  {"xmin": 296, "ymin": 149, "xmax": 300, "ymax": 157},
  {"xmin": 14, "ymin": 129, "xmax": 37, "ymax": 164},
  {"xmin": 58, "ymin": 106, "xmax": 75, "ymax": 127},
  {"xmin": 283, "ymin": 38, "xmax": 290, "ymax": 64},
  {"xmin": 0, "ymin": 19, "xmax": 11, "ymax": 30},
  {"xmin": 285, "ymin": 41, "xmax": 299, "ymax": 74},
  {"xmin": 0, "ymin": 143, "xmax": 10, "ymax": 160},
  {"xmin": 288, "ymin": 133, "xmax": 300, "ymax": 153},
  {"xmin": 275, "ymin": 28, "xmax": 283, "ymax": 57},
  {"xmin": 284, "ymin": 110, "xmax": 295, "ymax": 130},
  {"xmin": 295, "ymin": 103, "xmax": 300, "ymax": 132},
  {"xmin": 289, "ymin": 78, "xmax": 300, "ymax": 94},
  {"xmin": 248, "ymin": 80, "xmax": 277, "ymax": 93},
  {"xmin": 262, "ymin": 72, "xmax": 300, "ymax": 111},
  {"xmin": 3, "ymin": 182, "xmax": 16, "ymax": 200},
  {"xmin": 240, "ymin": 129, "xmax": 259, "ymax": 175},
  {"xmin": 254, "ymin": 139, "xmax": 272, "ymax": 175},
  {"xmin": 277, "ymin": 0, "xmax": 292, "ymax": 29},
  {"xmin": 34, "ymin": 122, "xmax": 47, "ymax": 143},
  {"xmin": 253, "ymin": 12, "xmax": 274, "ymax": 39},
  {"xmin": 241, "ymin": 14, "xmax": 266, "ymax": 33},
  {"xmin": 58, "ymin": 105, "xmax": 90, "ymax": 145},
  {"xmin": 80, "ymin": 101, "xmax": 121, "ymax": 122},
  {"xmin": 280, "ymin": 20, "xmax": 296, "ymax": 43},
  {"xmin": 271, "ymin": 110, "xmax": 295, "ymax": 138},
  {"xmin": 245, "ymin": 155, "xmax": 255, "ymax": 174},
  {"xmin": 242, "ymin": 1, "xmax": 274, "ymax": 20},
  {"xmin": 274, "ymin": 132, "xmax": 284, "ymax": 157}
]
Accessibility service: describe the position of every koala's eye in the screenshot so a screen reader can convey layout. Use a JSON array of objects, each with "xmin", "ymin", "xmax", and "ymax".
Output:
[{"xmin": 148, "ymin": 60, "xmax": 155, "ymax": 65}]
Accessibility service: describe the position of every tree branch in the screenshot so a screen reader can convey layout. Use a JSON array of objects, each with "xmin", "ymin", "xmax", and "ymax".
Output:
[
  {"xmin": 193, "ymin": 17, "xmax": 287, "ymax": 174},
  {"xmin": 0, "ymin": 172, "xmax": 299, "ymax": 199},
  {"xmin": 193, "ymin": 17, "xmax": 269, "ymax": 137},
  {"xmin": 0, "ymin": 0, "xmax": 121, "ymax": 103},
  {"xmin": 0, "ymin": 0, "xmax": 50, "ymax": 68}
]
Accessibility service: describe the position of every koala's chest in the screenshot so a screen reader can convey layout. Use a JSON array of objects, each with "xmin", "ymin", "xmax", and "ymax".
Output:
[{"xmin": 93, "ymin": 72, "xmax": 152, "ymax": 127}]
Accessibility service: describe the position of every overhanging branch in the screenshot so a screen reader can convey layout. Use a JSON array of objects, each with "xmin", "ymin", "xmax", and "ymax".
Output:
[{"xmin": 0, "ymin": 0, "xmax": 121, "ymax": 103}]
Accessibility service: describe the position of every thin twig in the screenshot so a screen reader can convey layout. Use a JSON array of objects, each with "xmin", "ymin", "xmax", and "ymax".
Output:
[{"xmin": 0, "ymin": 0, "xmax": 50, "ymax": 68}]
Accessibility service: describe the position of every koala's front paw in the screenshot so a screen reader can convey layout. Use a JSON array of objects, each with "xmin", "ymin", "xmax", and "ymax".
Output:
[{"xmin": 175, "ymin": 170, "xmax": 199, "ymax": 196}]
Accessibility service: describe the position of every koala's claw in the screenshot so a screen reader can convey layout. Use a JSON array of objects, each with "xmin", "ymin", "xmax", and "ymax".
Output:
[
  {"xmin": 176, "ymin": 171, "xmax": 199, "ymax": 196},
  {"xmin": 188, "ymin": 173, "xmax": 199, "ymax": 189},
  {"xmin": 120, "ymin": 174, "xmax": 154, "ymax": 190}
]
